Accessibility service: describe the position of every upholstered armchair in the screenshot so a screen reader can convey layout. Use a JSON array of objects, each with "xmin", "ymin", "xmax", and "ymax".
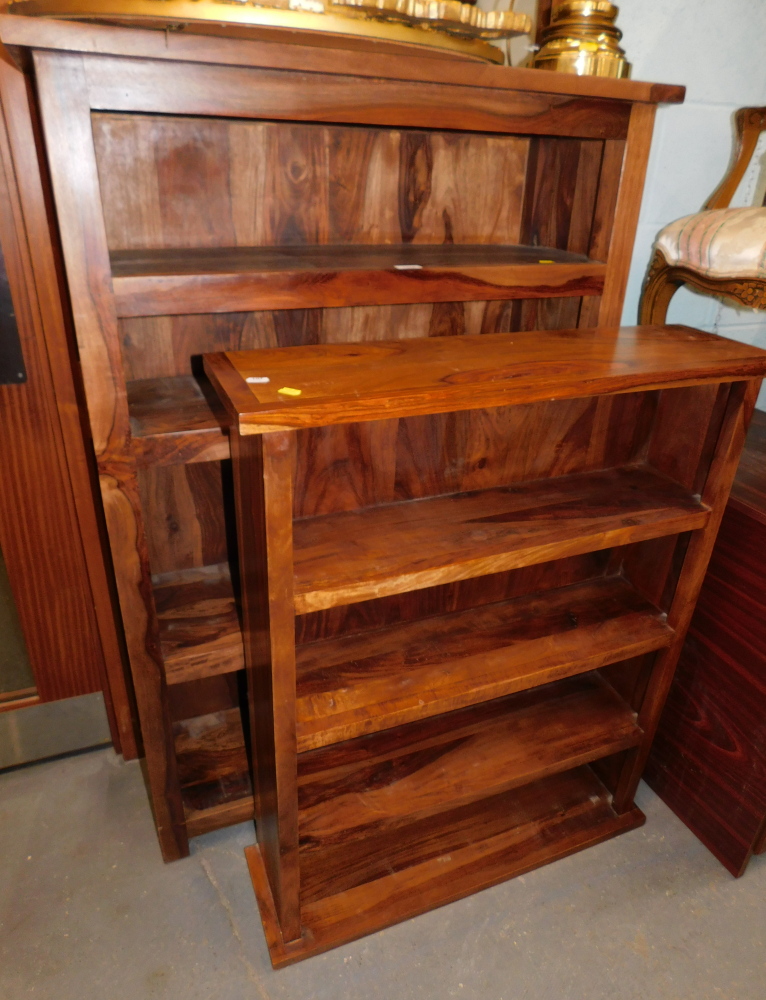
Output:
[{"xmin": 640, "ymin": 106, "xmax": 766, "ymax": 323}]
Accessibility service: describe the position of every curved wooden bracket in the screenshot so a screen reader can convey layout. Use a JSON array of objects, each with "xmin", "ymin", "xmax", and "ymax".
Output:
[
  {"xmin": 705, "ymin": 106, "xmax": 766, "ymax": 210},
  {"xmin": 640, "ymin": 247, "xmax": 766, "ymax": 325}
]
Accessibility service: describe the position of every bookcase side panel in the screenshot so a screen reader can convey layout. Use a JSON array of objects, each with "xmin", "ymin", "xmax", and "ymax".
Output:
[{"xmin": 231, "ymin": 429, "xmax": 301, "ymax": 942}]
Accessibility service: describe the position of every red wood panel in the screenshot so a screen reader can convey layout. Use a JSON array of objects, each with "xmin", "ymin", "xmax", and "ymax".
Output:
[
  {"xmin": 644, "ymin": 501, "xmax": 766, "ymax": 876},
  {"xmin": 0, "ymin": 55, "xmax": 137, "ymax": 753}
]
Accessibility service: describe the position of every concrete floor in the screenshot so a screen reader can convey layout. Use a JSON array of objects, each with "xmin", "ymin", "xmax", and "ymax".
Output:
[{"xmin": 1, "ymin": 748, "xmax": 764, "ymax": 1000}]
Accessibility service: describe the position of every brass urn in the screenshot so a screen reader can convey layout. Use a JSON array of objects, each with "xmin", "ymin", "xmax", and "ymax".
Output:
[{"xmin": 532, "ymin": 1, "xmax": 630, "ymax": 78}]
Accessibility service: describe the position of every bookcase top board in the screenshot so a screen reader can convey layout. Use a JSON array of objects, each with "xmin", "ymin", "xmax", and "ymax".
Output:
[
  {"xmin": 0, "ymin": 14, "xmax": 685, "ymax": 107},
  {"xmin": 204, "ymin": 325, "xmax": 766, "ymax": 434}
]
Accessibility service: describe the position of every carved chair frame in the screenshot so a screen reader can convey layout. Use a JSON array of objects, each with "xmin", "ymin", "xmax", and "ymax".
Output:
[{"xmin": 640, "ymin": 106, "xmax": 766, "ymax": 324}]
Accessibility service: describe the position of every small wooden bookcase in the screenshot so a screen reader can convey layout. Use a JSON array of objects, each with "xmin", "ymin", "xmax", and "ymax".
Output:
[{"xmin": 205, "ymin": 325, "xmax": 766, "ymax": 966}]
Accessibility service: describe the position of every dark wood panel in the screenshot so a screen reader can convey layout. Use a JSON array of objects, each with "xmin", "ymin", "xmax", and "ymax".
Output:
[
  {"xmin": 83, "ymin": 56, "xmax": 633, "ymax": 139},
  {"xmin": 111, "ymin": 243, "xmax": 605, "ymax": 317},
  {"xmin": 174, "ymin": 706, "xmax": 253, "ymax": 814},
  {"xmin": 291, "ymin": 466, "xmax": 709, "ymax": 614},
  {"xmin": 231, "ymin": 430, "xmax": 302, "ymax": 941},
  {"xmin": 299, "ymin": 764, "xmax": 624, "ymax": 904},
  {"xmin": 295, "ymin": 551, "xmax": 611, "ymax": 644},
  {"xmin": 729, "ymin": 408, "xmax": 766, "ymax": 520},
  {"xmin": 128, "ymin": 374, "xmax": 229, "ymax": 466},
  {"xmin": 137, "ymin": 462, "xmax": 228, "ymax": 575},
  {"xmin": 250, "ymin": 768, "xmax": 643, "ymax": 966},
  {"xmin": 154, "ymin": 564, "xmax": 243, "ymax": 685},
  {"xmin": 295, "ymin": 574, "xmax": 673, "ymax": 750},
  {"xmin": 644, "ymin": 485, "xmax": 766, "ymax": 876},
  {"xmin": 94, "ymin": 116, "xmax": 527, "ymax": 252},
  {"xmin": 297, "ymin": 672, "xmax": 640, "ymax": 845}
]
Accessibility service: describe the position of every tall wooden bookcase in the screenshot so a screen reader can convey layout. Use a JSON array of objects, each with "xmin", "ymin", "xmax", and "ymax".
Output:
[{"xmin": 0, "ymin": 12, "xmax": 686, "ymax": 861}]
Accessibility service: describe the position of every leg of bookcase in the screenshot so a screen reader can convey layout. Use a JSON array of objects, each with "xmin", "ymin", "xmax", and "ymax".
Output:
[
  {"xmin": 614, "ymin": 379, "xmax": 760, "ymax": 811},
  {"xmin": 231, "ymin": 429, "xmax": 301, "ymax": 944},
  {"xmin": 100, "ymin": 468, "xmax": 189, "ymax": 861}
]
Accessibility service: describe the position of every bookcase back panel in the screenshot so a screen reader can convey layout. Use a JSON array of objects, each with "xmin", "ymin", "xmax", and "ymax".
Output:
[
  {"xmin": 137, "ymin": 461, "xmax": 232, "ymax": 575},
  {"xmin": 92, "ymin": 114, "xmax": 529, "ymax": 251},
  {"xmin": 292, "ymin": 392, "xmax": 655, "ymax": 519},
  {"xmin": 295, "ymin": 550, "xmax": 613, "ymax": 645},
  {"xmin": 120, "ymin": 298, "xmax": 594, "ymax": 382}
]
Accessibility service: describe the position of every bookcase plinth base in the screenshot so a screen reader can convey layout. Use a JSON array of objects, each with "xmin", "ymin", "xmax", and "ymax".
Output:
[{"xmin": 245, "ymin": 783, "xmax": 646, "ymax": 968}]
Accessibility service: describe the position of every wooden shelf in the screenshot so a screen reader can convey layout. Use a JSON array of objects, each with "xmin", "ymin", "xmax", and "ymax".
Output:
[
  {"xmin": 128, "ymin": 375, "xmax": 229, "ymax": 467},
  {"xmin": 250, "ymin": 766, "xmax": 643, "ymax": 965},
  {"xmin": 295, "ymin": 574, "xmax": 673, "ymax": 751},
  {"xmin": 293, "ymin": 466, "xmax": 709, "ymax": 614},
  {"xmin": 297, "ymin": 672, "xmax": 641, "ymax": 845},
  {"xmin": 111, "ymin": 244, "xmax": 607, "ymax": 318},
  {"xmin": 154, "ymin": 565, "xmax": 244, "ymax": 685},
  {"xmin": 173, "ymin": 707, "xmax": 253, "ymax": 837},
  {"xmin": 206, "ymin": 327, "xmax": 766, "ymax": 434}
]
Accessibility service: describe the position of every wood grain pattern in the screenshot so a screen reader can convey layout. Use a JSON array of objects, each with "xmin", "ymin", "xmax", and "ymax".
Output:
[
  {"xmin": 128, "ymin": 375, "xmax": 229, "ymax": 466},
  {"xmin": 296, "ymin": 672, "xmax": 640, "ymax": 844},
  {"xmin": 19, "ymin": 13, "xmax": 686, "ymax": 875},
  {"xmin": 33, "ymin": 48, "xmax": 188, "ymax": 861},
  {"xmin": 174, "ymin": 706, "xmax": 252, "ymax": 815},
  {"xmin": 82, "ymin": 55, "xmax": 634, "ymax": 139},
  {"xmin": 206, "ymin": 327, "xmax": 766, "ymax": 434},
  {"xmin": 249, "ymin": 766, "xmax": 644, "ymax": 966},
  {"xmin": 111, "ymin": 244, "xmax": 606, "ymax": 318},
  {"xmin": 295, "ymin": 574, "xmax": 673, "ymax": 751},
  {"xmin": 93, "ymin": 117, "xmax": 527, "ymax": 252},
  {"xmin": 295, "ymin": 552, "xmax": 612, "ymax": 645},
  {"xmin": 290, "ymin": 466, "xmax": 709, "ymax": 614},
  {"xmin": 598, "ymin": 104, "xmax": 656, "ymax": 325},
  {"xmin": 137, "ymin": 462, "xmax": 228, "ymax": 575},
  {"xmin": 154, "ymin": 564, "xmax": 243, "ymax": 685},
  {"xmin": 231, "ymin": 430, "xmax": 301, "ymax": 942},
  {"xmin": 298, "ymin": 765, "xmax": 627, "ymax": 905}
]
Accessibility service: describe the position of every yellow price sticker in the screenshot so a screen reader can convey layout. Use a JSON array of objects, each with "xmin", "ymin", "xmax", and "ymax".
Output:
[{"xmin": 277, "ymin": 386, "xmax": 302, "ymax": 397}]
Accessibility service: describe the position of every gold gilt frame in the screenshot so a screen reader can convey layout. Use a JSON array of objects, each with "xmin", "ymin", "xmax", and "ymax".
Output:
[{"xmin": 9, "ymin": 0, "xmax": 532, "ymax": 62}]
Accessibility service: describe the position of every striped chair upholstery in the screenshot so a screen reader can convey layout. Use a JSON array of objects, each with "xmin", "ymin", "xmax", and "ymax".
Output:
[
  {"xmin": 656, "ymin": 207, "xmax": 766, "ymax": 279},
  {"xmin": 640, "ymin": 107, "xmax": 766, "ymax": 323}
]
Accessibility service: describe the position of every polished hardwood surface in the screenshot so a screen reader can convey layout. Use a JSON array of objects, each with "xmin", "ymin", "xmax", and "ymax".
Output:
[
  {"xmin": 111, "ymin": 244, "xmax": 605, "ymax": 317},
  {"xmin": 6, "ymin": 13, "xmax": 686, "ymax": 860},
  {"xmin": 294, "ymin": 575, "xmax": 674, "ymax": 751},
  {"xmin": 645, "ymin": 410, "xmax": 766, "ymax": 876},
  {"xmin": 206, "ymin": 326, "xmax": 766, "ymax": 433},
  {"xmin": 213, "ymin": 324, "xmax": 764, "ymax": 963},
  {"xmin": 289, "ymin": 466, "xmax": 710, "ymax": 614},
  {"xmin": 296, "ymin": 673, "xmax": 641, "ymax": 844},
  {"xmin": 249, "ymin": 767, "xmax": 644, "ymax": 966}
]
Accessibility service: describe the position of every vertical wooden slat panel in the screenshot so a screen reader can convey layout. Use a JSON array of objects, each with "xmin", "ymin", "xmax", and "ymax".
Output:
[{"xmin": 34, "ymin": 49, "xmax": 187, "ymax": 859}]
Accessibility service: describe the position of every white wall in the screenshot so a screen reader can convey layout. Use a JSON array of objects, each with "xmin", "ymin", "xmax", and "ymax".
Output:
[
  {"xmin": 483, "ymin": 0, "xmax": 766, "ymax": 407},
  {"xmin": 617, "ymin": 0, "xmax": 766, "ymax": 343}
]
